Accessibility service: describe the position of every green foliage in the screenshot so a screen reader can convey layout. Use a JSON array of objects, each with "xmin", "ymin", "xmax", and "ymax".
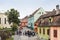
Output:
[
  {"xmin": 5, "ymin": 8, "xmax": 20, "ymax": 32},
  {"xmin": 11, "ymin": 23, "xmax": 18, "ymax": 32},
  {"xmin": 5, "ymin": 8, "xmax": 20, "ymax": 25},
  {"xmin": 0, "ymin": 30, "xmax": 12, "ymax": 40},
  {"xmin": 6, "ymin": 37, "xmax": 13, "ymax": 40},
  {"xmin": 0, "ymin": 26, "xmax": 4, "ymax": 30}
]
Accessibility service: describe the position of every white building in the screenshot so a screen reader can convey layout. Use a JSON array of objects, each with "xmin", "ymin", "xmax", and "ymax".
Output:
[{"xmin": 0, "ymin": 13, "xmax": 11, "ymax": 28}]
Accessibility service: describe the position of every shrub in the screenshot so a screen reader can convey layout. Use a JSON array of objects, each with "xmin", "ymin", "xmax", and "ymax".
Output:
[{"xmin": 0, "ymin": 30, "xmax": 12, "ymax": 40}]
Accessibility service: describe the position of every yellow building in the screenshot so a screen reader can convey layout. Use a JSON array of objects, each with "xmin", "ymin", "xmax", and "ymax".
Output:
[{"xmin": 38, "ymin": 27, "xmax": 50, "ymax": 40}]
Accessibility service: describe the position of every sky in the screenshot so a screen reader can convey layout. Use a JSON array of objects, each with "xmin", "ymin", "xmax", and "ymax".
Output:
[{"xmin": 0, "ymin": 0, "xmax": 60, "ymax": 19}]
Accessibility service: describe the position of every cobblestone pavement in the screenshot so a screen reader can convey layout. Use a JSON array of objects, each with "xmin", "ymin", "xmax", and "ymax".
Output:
[
  {"xmin": 14, "ymin": 27, "xmax": 41, "ymax": 40},
  {"xmin": 14, "ymin": 35, "xmax": 40, "ymax": 40}
]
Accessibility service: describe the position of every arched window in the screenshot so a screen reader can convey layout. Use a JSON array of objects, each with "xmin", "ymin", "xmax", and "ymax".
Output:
[{"xmin": 49, "ymin": 17, "xmax": 53, "ymax": 23}]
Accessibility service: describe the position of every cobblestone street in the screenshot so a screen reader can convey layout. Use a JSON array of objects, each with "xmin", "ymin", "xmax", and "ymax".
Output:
[{"xmin": 14, "ymin": 35, "xmax": 40, "ymax": 40}]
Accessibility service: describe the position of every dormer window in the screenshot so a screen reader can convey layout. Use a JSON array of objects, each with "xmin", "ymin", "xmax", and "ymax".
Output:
[{"xmin": 49, "ymin": 17, "xmax": 53, "ymax": 23}]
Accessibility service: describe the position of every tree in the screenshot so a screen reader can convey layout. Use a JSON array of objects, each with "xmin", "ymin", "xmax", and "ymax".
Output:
[{"xmin": 5, "ymin": 8, "xmax": 20, "ymax": 31}]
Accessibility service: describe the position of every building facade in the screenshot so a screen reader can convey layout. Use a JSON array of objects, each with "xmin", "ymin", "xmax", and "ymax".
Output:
[
  {"xmin": 28, "ymin": 7, "xmax": 46, "ymax": 31},
  {"xmin": 34, "ymin": 7, "xmax": 46, "ymax": 32},
  {"xmin": 37, "ymin": 5, "xmax": 60, "ymax": 40},
  {"xmin": 0, "ymin": 13, "xmax": 11, "ymax": 28},
  {"xmin": 50, "ymin": 5, "xmax": 60, "ymax": 40},
  {"xmin": 20, "ymin": 16, "xmax": 28, "ymax": 28},
  {"xmin": 28, "ymin": 8, "xmax": 39, "ymax": 30},
  {"xmin": 28, "ymin": 15, "xmax": 34, "ymax": 30},
  {"xmin": 37, "ymin": 15, "xmax": 50, "ymax": 40}
]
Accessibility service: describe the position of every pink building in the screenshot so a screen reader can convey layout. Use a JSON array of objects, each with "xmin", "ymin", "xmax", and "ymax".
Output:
[
  {"xmin": 50, "ymin": 5, "xmax": 60, "ymax": 40},
  {"xmin": 50, "ymin": 27, "xmax": 60, "ymax": 40},
  {"xmin": 37, "ymin": 5, "xmax": 60, "ymax": 40},
  {"xmin": 20, "ymin": 16, "xmax": 28, "ymax": 29}
]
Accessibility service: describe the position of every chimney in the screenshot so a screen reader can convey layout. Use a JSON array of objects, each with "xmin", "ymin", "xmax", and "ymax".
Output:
[
  {"xmin": 53, "ymin": 9, "xmax": 55, "ymax": 11},
  {"xmin": 52, "ymin": 9, "xmax": 56, "ymax": 14},
  {"xmin": 56, "ymin": 5, "xmax": 59, "ymax": 10},
  {"xmin": 56, "ymin": 5, "xmax": 60, "ymax": 14}
]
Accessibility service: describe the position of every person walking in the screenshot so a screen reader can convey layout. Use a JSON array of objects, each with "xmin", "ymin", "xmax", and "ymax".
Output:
[{"xmin": 19, "ymin": 30, "xmax": 22, "ymax": 35}]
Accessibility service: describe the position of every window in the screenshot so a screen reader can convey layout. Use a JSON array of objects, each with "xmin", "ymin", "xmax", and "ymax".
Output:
[
  {"xmin": 49, "ymin": 17, "xmax": 53, "ymax": 23},
  {"xmin": 47, "ymin": 29, "xmax": 50, "ymax": 35},
  {"xmin": 49, "ymin": 18, "xmax": 51, "ymax": 22},
  {"xmin": 38, "ymin": 12, "xmax": 41, "ymax": 14},
  {"xmin": 31, "ymin": 23, "xmax": 32, "ymax": 26},
  {"xmin": 48, "ymin": 39, "xmax": 50, "ymax": 40},
  {"xmin": 42, "ymin": 12, "xmax": 43, "ymax": 14},
  {"xmin": 0, "ymin": 18, "xmax": 1, "ymax": 24},
  {"xmin": 54, "ymin": 30, "xmax": 57, "ymax": 37},
  {"xmin": 35, "ymin": 24, "xmax": 37, "ymax": 26},
  {"xmin": 5, "ymin": 18, "xmax": 6, "ymax": 24},
  {"xmin": 40, "ymin": 28, "xmax": 41, "ymax": 33},
  {"xmin": 43, "ymin": 28, "xmax": 45, "ymax": 34}
]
